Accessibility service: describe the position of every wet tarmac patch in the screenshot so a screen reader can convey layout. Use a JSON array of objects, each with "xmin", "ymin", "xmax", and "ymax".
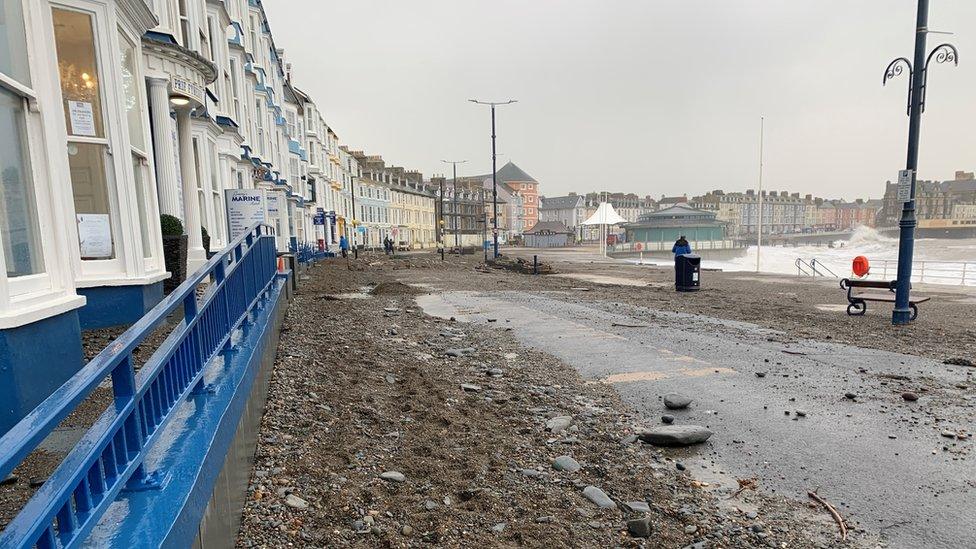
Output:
[
  {"xmin": 815, "ymin": 304, "xmax": 847, "ymax": 312},
  {"xmin": 598, "ymin": 366, "xmax": 737, "ymax": 384}
]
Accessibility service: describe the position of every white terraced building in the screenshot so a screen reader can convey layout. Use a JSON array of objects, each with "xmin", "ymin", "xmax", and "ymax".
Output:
[{"xmin": 0, "ymin": 0, "xmax": 371, "ymax": 435}]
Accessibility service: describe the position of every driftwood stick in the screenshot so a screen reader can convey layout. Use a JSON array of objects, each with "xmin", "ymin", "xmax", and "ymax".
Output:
[{"xmin": 808, "ymin": 490, "xmax": 848, "ymax": 540}]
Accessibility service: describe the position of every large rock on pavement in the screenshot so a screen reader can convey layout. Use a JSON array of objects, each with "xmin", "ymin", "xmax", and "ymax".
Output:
[
  {"xmin": 638, "ymin": 425, "xmax": 713, "ymax": 446},
  {"xmin": 663, "ymin": 393, "xmax": 693, "ymax": 410}
]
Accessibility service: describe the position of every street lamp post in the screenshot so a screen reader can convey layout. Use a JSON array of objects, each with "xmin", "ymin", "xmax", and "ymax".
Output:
[
  {"xmin": 469, "ymin": 99, "xmax": 517, "ymax": 258},
  {"xmin": 442, "ymin": 159, "xmax": 467, "ymax": 254},
  {"xmin": 481, "ymin": 188, "xmax": 488, "ymax": 263},
  {"xmin": 883, "ymin": 0, "xmax": 958, "ymax": 324},
  {"xmin": 348, "ymin": 157, "xmax": 359, "ymax": 260}
]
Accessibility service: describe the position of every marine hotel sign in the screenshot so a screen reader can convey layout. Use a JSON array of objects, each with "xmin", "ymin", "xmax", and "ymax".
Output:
[{"xmin": 171, "ymin": 76, "xmax": 205, "ymax": 105}]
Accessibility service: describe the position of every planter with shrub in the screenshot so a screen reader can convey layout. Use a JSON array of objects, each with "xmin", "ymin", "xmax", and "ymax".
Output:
[{"xmin": 161, "ymin": 214, "xmax": 187, "ymax": 294}]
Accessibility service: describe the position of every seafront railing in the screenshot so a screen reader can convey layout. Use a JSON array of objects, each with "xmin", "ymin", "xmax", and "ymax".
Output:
[
  {"xmin": 0, "ymin": 223, "xmax": 278, "ymax": 548},
  {"xmin": 610, "ymin": 239, "xmax": 737, "ymax": 253},
  {"xmin": 796, "ymin": 257, "xmax": 975, "ymax": 286}
]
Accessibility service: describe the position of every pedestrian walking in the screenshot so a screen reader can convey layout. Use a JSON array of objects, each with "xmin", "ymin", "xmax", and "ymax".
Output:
[
  {"xmin": 672, "ymin": 235, "xmax": 692, "ymax": 256},
  {"xmin": 339, "ymin": 234, "xmax": 349, "ymax": 258}
]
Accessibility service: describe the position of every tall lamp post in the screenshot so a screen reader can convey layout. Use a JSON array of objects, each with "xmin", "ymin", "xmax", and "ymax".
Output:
[
  {"xmin": 469, "ymin": 99, "xmax": 517, "ymax": 258},
  {"xmin": 756, "ymin": 116, "xmax": 764, "ymax": 273},
  {"xmin": 883, "ymin": 0, "xmax": 957, "ymax": 324},
  {"xmin": 348, "ymin": 157, "xmax": 359, "ymax": 259},
  {"xmin": 442, "ymin": 159, "xmax": 467, "ymax": 254}
]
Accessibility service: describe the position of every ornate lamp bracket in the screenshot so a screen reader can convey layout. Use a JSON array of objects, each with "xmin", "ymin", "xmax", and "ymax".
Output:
[
  {"xmin": 882, "ymin": 57, "xmax": 913, "ymax": 116},
  {"xmin": 920, "ymin": 43, "xmax": 958, "ymax": 112}
]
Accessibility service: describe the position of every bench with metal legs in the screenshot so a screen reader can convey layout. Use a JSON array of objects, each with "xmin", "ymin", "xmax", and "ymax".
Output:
[{"xmin": 840, "ymin": 278, "xmax": 930, "ymax": 320}]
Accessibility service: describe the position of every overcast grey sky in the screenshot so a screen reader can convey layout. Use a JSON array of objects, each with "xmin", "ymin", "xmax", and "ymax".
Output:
[{"xmin": 268, "ymin": 1, "xmax": 975, "ymax": 200}]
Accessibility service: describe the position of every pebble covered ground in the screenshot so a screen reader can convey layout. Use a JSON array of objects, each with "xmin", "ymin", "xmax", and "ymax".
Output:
[{"xmin": 236, "ymin": 255, "xmax": 856, "ymax": 548}]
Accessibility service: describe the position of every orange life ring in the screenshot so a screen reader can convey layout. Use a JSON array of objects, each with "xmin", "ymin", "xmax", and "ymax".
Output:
[{"xmin": 852, "ymin": 255, "xmax": 870, "ymax": 277}]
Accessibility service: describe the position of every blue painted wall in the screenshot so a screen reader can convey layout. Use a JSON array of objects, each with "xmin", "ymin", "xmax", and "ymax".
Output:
[
  {"xmin": 77, "ymin": 282, "xmax": 164, "ymax": 330},
  {"xmin": 0, "ymin": 310, "xmax": 83, "ymax": 436}
]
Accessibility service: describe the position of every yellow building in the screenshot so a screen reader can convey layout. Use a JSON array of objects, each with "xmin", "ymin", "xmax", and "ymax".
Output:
[{"xmin": 390, "ymin": 177, "xmax": 436, "ymax": 249}]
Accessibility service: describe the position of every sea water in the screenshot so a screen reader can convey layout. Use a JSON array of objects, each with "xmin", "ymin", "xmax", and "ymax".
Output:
[{"xmin": 633, "ymin": 226, "xmax": 976, "ymax": 287}]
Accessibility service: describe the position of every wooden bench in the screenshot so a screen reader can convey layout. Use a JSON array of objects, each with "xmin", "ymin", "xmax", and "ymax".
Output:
[{"xmin": 839, "ymin": 278, "xmax": 930, "ymax": 320}]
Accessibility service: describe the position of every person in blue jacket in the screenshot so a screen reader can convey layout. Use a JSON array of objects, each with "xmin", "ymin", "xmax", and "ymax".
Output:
[
  {"xmin": 339, "ymin": 234, "xmax": 349, "ymax": 258},
  {"xmin": 672, "ymin": 235, "xmax": 691, "ymax": 256}
]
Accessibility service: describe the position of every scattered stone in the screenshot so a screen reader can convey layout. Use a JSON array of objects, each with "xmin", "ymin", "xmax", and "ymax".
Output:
[
  {"xmin": 582, "ymin": 485, "xmax": 617, "ymax": 509},
  {"xmin": 941, "ymin": 430, "xmax": 957, "ymax": 438},
  {"xmin": 284, "ymin": 494, "xmax": 309, "ymax": 510},
  {"xmin": 1, "ymin": 474, "xmax": 17, "ymax": 486},
  {"xmin": 664, "ymin": 393, "xmax": 693, "ymax": 410},
  {"xmin": 553, "ymin": 455, "xmax": 581, "ymax": 473},
  {"xmin": 684, "ymin": 524, "xmax": 698, "ymax": 534},
  {"xmin": 844, "ymin": 392, "xmax": 857, "ymax": 400},
  {"xmin": 535, "ymin": 516, "xmax": 554, "ymax": 523},
  {"xmin": 755, "ymin": 372, "xmax": 767, "ymax": 378},
  {"xmin": 546, "ymin": 415, "xmax": 573, "ymax": 433},
  {"xmin": 488, "ymin": 368, "xmax": 504, "ymax": 377},
  {"xmin": 661, "ymin": 414, "xmax": 675, "ymax": 424},
  {"xmin": 401, "ymin": 525, "xmax": 413, "ymax": 536},
  {"xmin": 639, "ymin": 425, "xmax": 713, "ymax": 446},
  {"xmin": 795, "ymin": 410, "xmax": 807, "ymax": 417},
  {"xmin": 423, "ymin": 500, "xmax": 439, "ymax": 511},
  {"xmin": 491, "ymin": 522, "xmax": 507, "ymax": 533},
  {"xmin": 521, "ymin": 468, "xmax": 543, "ymax": 478},
  {"xmin": 675, "ymin": 462, "xmax": 686, "ymax": 471},
  {"xmin": 627, "ymin": 517, "xmax": 653, "ymax": 538},
  {"xmin": 623, "ymin": 501, "xmax": 651, "ymax": 514},
  {"xmin": 380, "ymin": 471, "xmax": 406, "ymax": 483},
  {"xmin": 460, "ymin": 383, "xmax": 482, "ymax": 392},
  {"xmin": 902, "ymin": 392, "xmax": 919, "ymax": 402},
  {"xmin": 445, "ymin": 347, "xmax": 475, "ymax": 357}
]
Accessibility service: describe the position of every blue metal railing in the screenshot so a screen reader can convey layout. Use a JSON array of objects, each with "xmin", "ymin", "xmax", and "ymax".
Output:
[
  {"xmin": 290, "ymin": 241, "xmax": 334, "ymax": 265},
  {"xmin": 0, "ymin": 223, "xmax": 278, "ymax": 548}
]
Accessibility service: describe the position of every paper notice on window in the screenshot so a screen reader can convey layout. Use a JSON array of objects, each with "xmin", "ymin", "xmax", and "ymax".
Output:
[
  {"xmin": 77, "ymin": 214, "xmax": 113, "ymax": 259},
  {"xmin": 68, "ymin": 101, "xmax": 96, "ymax": 137}
]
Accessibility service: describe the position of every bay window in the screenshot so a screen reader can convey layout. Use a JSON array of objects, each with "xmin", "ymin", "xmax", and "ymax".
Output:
[
  {"xmin": 118, "ymin": 30, "xmax": 155, "ymax": 262},
  {"xmin": 53, "ymin": 6, "xmax": 117, "ymax": 260},
  {"xmin": 0, "ymin": 0, "xmax": 43, "ymax": 280}
]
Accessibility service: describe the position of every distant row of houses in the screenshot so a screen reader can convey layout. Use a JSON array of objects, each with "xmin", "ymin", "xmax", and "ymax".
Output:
[{"xmin": 537, "ymin": 190, "xmax": 884, "ymax": 241}]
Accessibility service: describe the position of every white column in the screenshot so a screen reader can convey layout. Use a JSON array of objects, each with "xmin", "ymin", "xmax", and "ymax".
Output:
[
  {"xmin": 148, "ymin": 76, "xmax": 182, "ymax": 218},
  {"xmin": 176, "ymin": 108, "xmax": 207, "ymax": 270}
]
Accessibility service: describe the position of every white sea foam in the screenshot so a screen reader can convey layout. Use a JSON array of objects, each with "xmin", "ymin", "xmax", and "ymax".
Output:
[{"xmin": 629, "ymin": 226, "xmax": 976, "ymax": 287}]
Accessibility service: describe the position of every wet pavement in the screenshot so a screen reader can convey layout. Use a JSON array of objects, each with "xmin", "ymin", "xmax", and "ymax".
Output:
[{"xmin": 417, "ymin": 289, "xmax": 976, "ymax": 549}]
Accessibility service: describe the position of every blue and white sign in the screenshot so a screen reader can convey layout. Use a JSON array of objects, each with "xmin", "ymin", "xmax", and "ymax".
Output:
[
  {"xmin": 224, "ymin": 188, "xmax": 267, "ymax": 241},
  {"xmin": 313, "ymin": 208, "xmax": 326, "ymax": 225}
]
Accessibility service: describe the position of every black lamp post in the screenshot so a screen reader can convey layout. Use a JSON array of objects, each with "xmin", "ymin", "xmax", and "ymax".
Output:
[
  {"xmin": 469, "ymin": 99, "xmax": 517, "ymax": 258},
  {"xmin": 883, "ymin": 0, "xmax": 958, "ymax": 324}
]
